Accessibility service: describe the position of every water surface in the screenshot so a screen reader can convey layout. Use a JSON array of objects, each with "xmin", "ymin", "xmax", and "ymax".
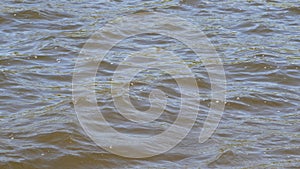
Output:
[{"xmin": 0, "ymin": 0, "xmax": 299, "ymax": 168}]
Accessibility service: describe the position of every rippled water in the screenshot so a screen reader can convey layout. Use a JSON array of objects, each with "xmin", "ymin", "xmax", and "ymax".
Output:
[{"xmin": 1, "ymin": 0, "xmax": 299, "ymax": 168}]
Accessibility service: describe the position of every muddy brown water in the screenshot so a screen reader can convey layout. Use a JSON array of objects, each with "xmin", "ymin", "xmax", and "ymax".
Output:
[{"xmin": 0, "ymin": 0, "xmax": 299, "ymax": 168}]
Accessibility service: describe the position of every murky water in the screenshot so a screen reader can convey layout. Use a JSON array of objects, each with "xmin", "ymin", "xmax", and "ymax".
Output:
[{"xmin": 1, "ymin": 0, "xmax": 299, "ymax": 168}]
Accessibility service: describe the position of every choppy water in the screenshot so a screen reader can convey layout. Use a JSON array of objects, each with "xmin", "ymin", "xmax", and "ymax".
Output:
[{"xmin": 0, "ymin": 0, "xmax": 299, "ymax": 168}]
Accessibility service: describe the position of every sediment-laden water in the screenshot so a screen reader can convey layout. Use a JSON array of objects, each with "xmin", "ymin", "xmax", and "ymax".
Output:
[{"xmin": 0, "ymin": 0, "xmax": 299, "ymax": 168}]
